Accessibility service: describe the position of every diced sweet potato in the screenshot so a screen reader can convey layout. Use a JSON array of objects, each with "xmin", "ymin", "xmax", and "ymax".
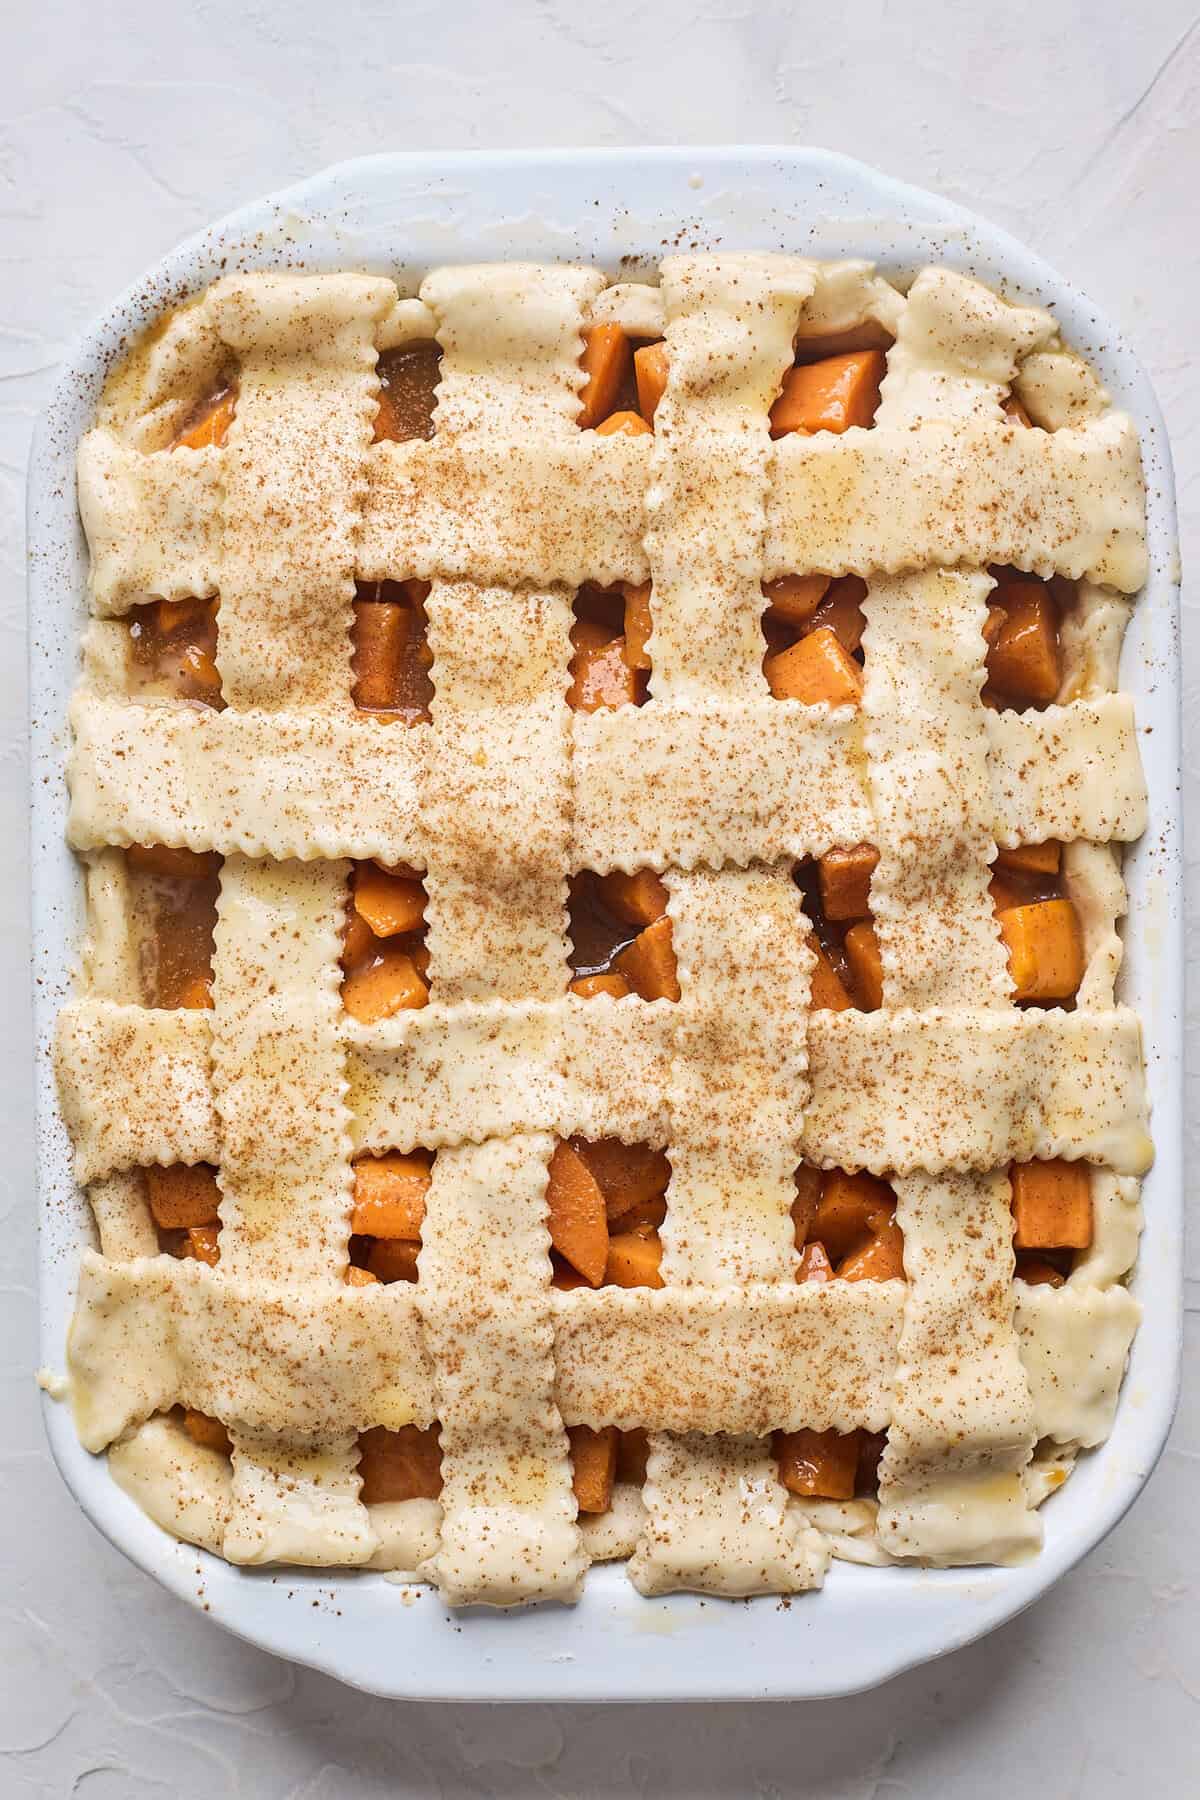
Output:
[
  {"xmin": 621, "ymin": 581, "xmax": 654, "ymax": 671},
  {"xmin": 357, "ymin": 1424, "xmax": 442, "ymax": 1503},
  {"xmin": 1011, "ymin": 1159, "xmax": 1092, "ymax": 1250},
  {"xmin": 998, "ymin": 898, "xmax": 1084, "ymax": 1003},
  {"xmin": 838, "ymin": 1213, "xmax": 905, "ymax": 1282},
  {"xmin": 796, "ymin": 1241, "xmax": 834, "ymax": 1283},
  {"xmin": 814, "ymin": 1170, "xmax": 895, "ymax": 1263},
  {"xmin": 569, "ymin": 1424, "xmax": 619, "ymax": 1513},
  {"xmin": 127, "ymin": 844, "xmax": 219, "ymax": 881},
  {"xmin": 578, "ymin": 324, "xmax": 632, "ymax": 429},
  {"xmin": 342, "ymin": 946, "xmax": 429, "ymax": 1023},
  {"xmin": 568, "ymin": 638, "xmax": 640, "ymax": 711},
  {"xmin": 352, "ymin": 600, "xmax": 406, "ymax": 709},
  {"xmin": 809, "ymin": 935, "xmax": 855, "ymax": 1011},
  {"xmin": 994, "ymin": 841, "xmax": 1061, "ymax": 880},
  {"xmin": 819, "ymin": 844, "xmax": 878, "ymax": 922},
  {"xmin": 765, "ymin": 627, "xmax": 863, "ymax": 706},
  {"xmin": 844, "ymin": 921, "xmax": 884, "ymax": 1011},
  {"xmin": 546, "ymin": 1141, "xmax": 609, "ymax": 1287},
  {"xmin": 792, "ymin": 1166, "xmax": 822, "ymax": 1249},
  {"xmin": 552, "ymin": 1257, "xmax": 589, "ymax": 1291},
  {"xmin": 345, "ymin": 1265, "xmax": 380, "ymax": 1287},
  {"xmin": 146, "ymin": 1163, "xmax": 221, "ymax": 1230},
  {"xmin": 373, "ymin": 345, "xmax": 442, "ymax": 444},
  {"xmin": 570, "ymin": 972, "xmax": 632, "ymax": 999},
  {"xmin": 351, "ymin": 1152, "xmax": 431, "ymax": 1238},
  {"xmin": 605, "ymin": 1230, "xmax": 664, "ymax": 1288},
  {"xmin": 175, "ymin": 387, "xmax": 237, "ymax": 450},
  {"xmin": 180, "ymin": 1224, "xmax": 220, "ymax": 1267},
  {"xmin": 157, "ymin": 597, "xmax": 206, "ymax": 636},
  {"xmin": 634, "ymin": 342, "xmax": 669, "ymax": 422},
  {"xmin": 986, "ymin": 581, "xmax": 1060, "ymax": 705},
  {"xmin": 353, "ymin": 863, "xmax": 426, "ymax": 938},
  {"xmin": 617, "ymin": 1427, "xmax": 650, "ymax": 1484},
  {"xmin": 1014, "ymin": 1254, "xmax": 1066, "ymax": 1287},
  {"xmin": 365, "ymin": 1237, "xmax": 421, "ymax": 1283},
  {"xmin": 342, "ymin": 908, "xmax": 376, "ymax": 973},
  {"xmin": 618, "ymin": 1195, "xmax": 668, "ymax": 1236},
  {"xmin": 176, "ymin": 974, "xmax": 214, "ymax": 1010},
  {"xmin": 595, "ymin": 408, "xmax": 652, "ymax": 438},
  {"xmin": 614, "ymin": 916, "xmax": 680, "ymax": 1001},
  {"xmin": 598, "ymin": 868, "xmax": 668, "ymax": 928},
  {"xmin": 574, "ymin": 1138, "xmax": 671, "ymax": 1222},
  {"xmin": 775, "ymin": 1427, "xmax": 860, "ymax": 1498},
  {"xmin": 762, "ymin": 573, "xmax": 830, "ymax": 629},
  {"xmin": 769, "ymin": 351, "xmax": 885, "ymax": 437},
  {"xmin": 812, "ymin": 576, "xmax": 868, "ymax": 654},
  {"xmin": 183, "ymin": 1409, "xmax": 231, "ymax": 1455}
]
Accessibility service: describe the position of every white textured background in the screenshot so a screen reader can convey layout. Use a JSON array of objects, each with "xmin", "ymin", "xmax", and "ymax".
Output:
[{"xmin": 3, "ymin": 2, "xmax": 1197, "ymax": 1793}]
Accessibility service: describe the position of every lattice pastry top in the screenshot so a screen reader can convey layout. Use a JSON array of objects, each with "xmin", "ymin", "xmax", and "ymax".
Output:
[{"xmin": 55, "ymin": 254, "xmax": 1150, "ymax": 1604}]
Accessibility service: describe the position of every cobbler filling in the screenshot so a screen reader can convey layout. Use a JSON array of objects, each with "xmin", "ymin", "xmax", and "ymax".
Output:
[{"xmin": 118, "ymin": 303, "xmax": 1106, "ymax": 1530}]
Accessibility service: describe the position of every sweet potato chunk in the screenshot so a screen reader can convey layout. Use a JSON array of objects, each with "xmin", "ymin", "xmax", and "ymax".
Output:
[
  {"xmin": 547, "ymin": 1141, "xmax": 609, "ymax": 1287},
  {"xmin": 814, "ymin": 1170, "xmax": 895, "ymax": 1263},
  {"xmin": 351, "ymin": 1152, "xmax": 431, "ymax": 1238},
  {"xmin": 765, "ymin": 627, "xmax": 863, "ymax": 706},
  {"xmin": 844, "ymin": 921, "xmax": 883, "ymax": 1011},
  {"xmin": 570, "ymin": 972, "xmax": 631, "ymax": 999},
  {"xmin": 807, "ymin": 935, "xmax": 854, "ymax": 1011},
  {"xmin": 352, "ymin": 600, "xmax": 406, "ymax": 710},
  {"xmin": 634, "ymin": 342, "xmax": 669, "ymax": 422},
  {"xmin": 345, "ymin": 1265, "xmax": 380, "ymax": 1287},
  {"xmin": 839, "ymin": 1212, "xmax": 905, "ymax": 1282},
  {"xmin": 1015, "ymin": 1254, "xmax": 1066, "ymax": 1287},
  {"xmin": 797, "ymin": 1241, "xmax": 834, "ymax": 1283},
  {"xmin": 595, "ymin": 408, "xmax": 652, "ymax": 438},
  {"xmin": 762, "ymin": 573, "xmax": 830, "ymax": 629},
  {"xmin": 994, "ymin": 841, "xmax": 1061, "ymax": 880},
  {"xmin": 621, "ymin": 581, "xmax": 654, "ymax": 671},
  {"xmin": 578, "ymin": 324, "xmax": 632, "ymax": 429},
  {"xmin": 174, "ymin": 387, "xmax": 237, "ymax": 450},
  {"xmin": 180, "ymin": 1224, "xmax": 220, "ymax": 1267},
  {"xmin": 792, "ymin": 1166, "xmax": 822, "ymax": 1249},
  {"xmin": 614, "ymin": 916, "xmax": 680, "ymax": 1000},
  {"xmin": 568, "ymin": 637, "xmax": 639, "ymax": 711},
  {"xmin": 357, "ymin": 1424, "xmax": 443, "ymax": 1503},
  {"xmin": 986, "ymin": 581, "xmax": 1060, "ymax": 705},
  {"xmin": 342, "ymin": 945, "xmax": 429, "ymax": 1023},
  {"xmin": 598, "ymin": 868, "xmax": 668, "ymax": 928},
  {"xmin": 352, "ymin": 590, "xmax": 433, "ymax": 717},
  {"xmin": 818, "ymin": 844, "xmax": 878, "ymax": 922},
  {"xmin": 146, "ymin": 1163, "xmax": 221, "ymax": 1231},
  {"xmin": 811, "ymin": 576, "xmax": 868, "ymax": 654},
  {"xmin": 769, "ymin": 350, "xmax": 885, "ymax": 437},
  {"xmin": 574, "ymin": 1138, "xmax": 671, "ymax": 1222},
  {"xmin": 365, "ymin": 1237, "xmax": 421, "ymax": 1283},
  {"xmin": 569, "ymin": 1424, "xmax": 619, "ymax": 1513},
  {"xmin": 1011, "ymin": 1160, "xmax": 1092, "ymax": 1250},
  {"xmin": 775, "ymin": 1427, "xmax": 860, "ymax": 1499},
  {"xmin": 176, "ymin": 973, "xmax": 214, "ymax": 1010},
  {"xmin": 998, "ymin": 898, "xmax": 1083, "ymax": 1003},
  {"xmin": 353, "ymin": 863, "xmax": 426, "ymax": 938},
  {"xmin": 605, "ymin": 1230, "xmax": 664, "ymax": 1288},
  {"xmin": 183, "ymin": 1410, "xmax": 231, "ymax": 1455}
]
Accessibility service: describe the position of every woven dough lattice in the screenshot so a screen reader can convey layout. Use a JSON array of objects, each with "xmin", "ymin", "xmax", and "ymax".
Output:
[{"xmin": 57, "ymin": 256, "xmax": 1150, "ymax": 1602}]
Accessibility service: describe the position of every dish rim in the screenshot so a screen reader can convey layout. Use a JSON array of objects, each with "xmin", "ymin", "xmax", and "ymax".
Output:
[{"xmin": 29, "ymin": 143, "xmax": 1183, "ymax": 1703}]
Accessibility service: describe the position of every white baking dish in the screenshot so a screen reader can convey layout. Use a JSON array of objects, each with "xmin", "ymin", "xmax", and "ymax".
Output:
[{"xmin": 30, "ymin": 147, "xmax": 1183, "ymax": 1702}]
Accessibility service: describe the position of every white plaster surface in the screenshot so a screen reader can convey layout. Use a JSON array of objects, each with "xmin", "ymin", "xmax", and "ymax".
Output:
[{"xmin": 3, "ymin": 0, "xmax": 1197, "ymax": 1791}]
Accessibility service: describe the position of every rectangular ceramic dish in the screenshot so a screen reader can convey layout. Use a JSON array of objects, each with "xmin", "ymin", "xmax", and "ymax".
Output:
[{"xmin": 30, "ymin": 146, "xmax": 1183, "ymax": 1702}]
